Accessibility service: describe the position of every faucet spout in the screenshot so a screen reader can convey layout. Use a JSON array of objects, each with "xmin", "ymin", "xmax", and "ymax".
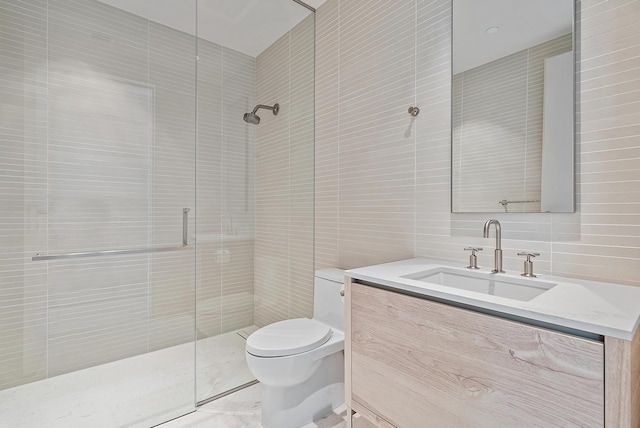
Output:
[
  {"xmin": 483, "ymin": 219, "xmax": 504, "ymax": 273},
  {"xmin": 483, "ymin": 219, "xmax": 501, "ymax": 250}
]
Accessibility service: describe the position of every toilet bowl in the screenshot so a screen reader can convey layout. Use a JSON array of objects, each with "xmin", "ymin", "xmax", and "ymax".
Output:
[{"xmin": 246, "ymin": 268, "xmax": 345, "ymax": 428}]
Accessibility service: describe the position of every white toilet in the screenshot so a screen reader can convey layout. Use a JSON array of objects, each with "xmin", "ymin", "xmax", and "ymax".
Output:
[{"xmin": 246, "ymin": 268, "xmax": 345, "ymax": 428}]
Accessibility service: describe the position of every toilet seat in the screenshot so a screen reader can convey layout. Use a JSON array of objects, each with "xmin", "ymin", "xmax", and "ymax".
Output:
[{"xmin": 246, "ymin": 318, "xmax": 332, "ymax": 357}]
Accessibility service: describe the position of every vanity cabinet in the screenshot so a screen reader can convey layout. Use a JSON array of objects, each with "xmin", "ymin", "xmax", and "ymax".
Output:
[{"xmin": 346, "ymin": 281, "xmax": 610, "ymax": 427}]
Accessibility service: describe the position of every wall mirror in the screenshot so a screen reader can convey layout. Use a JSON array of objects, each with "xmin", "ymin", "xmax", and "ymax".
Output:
[{"xmin": 451, "ymin": 0, "xmax": 575, "ymax": 213}]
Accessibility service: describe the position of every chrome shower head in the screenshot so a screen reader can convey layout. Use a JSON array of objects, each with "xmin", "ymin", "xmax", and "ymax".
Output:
[
  {"xmin": 243, "ymin": 103, "xmax": 279, "ymax": 125},
  {"xmin": 243, "ymin": 112, "xmax": 260, "ymax": 124}
]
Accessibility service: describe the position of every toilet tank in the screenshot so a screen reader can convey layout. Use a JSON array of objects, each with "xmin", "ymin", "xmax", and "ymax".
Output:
[{"xmin": 313, "ymin": 268, "xmax": 345, "ymax": 331}]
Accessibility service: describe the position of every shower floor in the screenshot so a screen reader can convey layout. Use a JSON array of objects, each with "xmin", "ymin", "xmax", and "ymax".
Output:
[{"xmin": 0, "ymin": 326, "xmax": 257, "ymax": 428}]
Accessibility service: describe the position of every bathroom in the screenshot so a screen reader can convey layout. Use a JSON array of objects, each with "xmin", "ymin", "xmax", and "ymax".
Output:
[{"xmin": 1, "ymin": 0, "xmax": 639, "ymax": 427}]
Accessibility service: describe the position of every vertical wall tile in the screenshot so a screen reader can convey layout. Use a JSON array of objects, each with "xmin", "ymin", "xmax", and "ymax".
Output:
[
  {"xmin": 0, "ymin": 0, "xmax": 48, "ymax": 389},
  {"xmin": 46, "ymin": 0, "xmax": 154, "ymax": 374},
  {"xmin": 315, "ymin": 0, "xmax": 426, "ymax": 271},
  {"xmin": 289, "ymin": 15, "xmax": 316, "ymax": 320},
  {"xmin": 255, "ymin": 32, "xmax": 291, "ymax": 327},
  {"xmin": 315, "ymin": 0, "xmax": 341, "ymax": 271},
  {"xmin": 415, "ymin": 0, "xmax": 463, "ymax": 264},
  {"xmin": 553, "ymin": 0, "xmax": 640, "ymax": 285},
  {"xmin": 338, "ymin": 0, "xmax": 416, "ymax": 268},
  {"xmin": 254, "ymin": 14, "xmax": 315, "ymax": 327},
  {"xmin": 221, "ymin": 47, "xmax": 256, "ymax": 333}
]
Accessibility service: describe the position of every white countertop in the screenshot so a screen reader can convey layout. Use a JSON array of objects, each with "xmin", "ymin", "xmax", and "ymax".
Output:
[{"xmin": 346, "ymin": 258, "xmax": 640, "ymax": 340}]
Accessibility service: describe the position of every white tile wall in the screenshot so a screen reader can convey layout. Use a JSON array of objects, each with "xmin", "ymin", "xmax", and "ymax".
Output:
[
  {"xmin": 0, "ymin": 0, "xmax": 49, "ymax": 390},
  {"xmin": 254, "ymin": 14, "xmax": 316, "ymax": 327},
  {"xmin": 314, "ymin": 0, "xmax": 341, "ymax": 271},
  {"xmin": 288, "ymin": 16, "xmax": 316, "ymax": 320},
  {"xmin": 318, "ymin": 0, "xmax": 418, "ymax": 271},
  {"xmin": 316, "ymin": 0, "xmax": 640, "ymax": 287}
]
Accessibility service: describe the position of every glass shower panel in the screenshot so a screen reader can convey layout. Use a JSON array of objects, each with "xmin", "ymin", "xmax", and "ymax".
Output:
[
  {"xmin": 195, "ymin": 27, "xmax": 259, "ymax": 403},
  {"xmin": 194, "ymin": 1, "xmax": 316, "ymax": 403},
  {"xmin": 0, "ymin": 0, "xmax": 197, "ymax": 426}
]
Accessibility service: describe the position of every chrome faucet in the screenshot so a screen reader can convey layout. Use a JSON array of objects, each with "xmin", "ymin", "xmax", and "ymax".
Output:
[{"xmin": 483, "ymin": 219, "xmax": 505, "ymax": 273}]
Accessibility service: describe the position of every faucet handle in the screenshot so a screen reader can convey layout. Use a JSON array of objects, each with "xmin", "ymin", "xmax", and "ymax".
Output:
[
  {"xmin": 517, "ymin": 252, "xmax": 540, "ymax": 258},
  {"xmin": 517, "ymin": 252, "xmax": 540, "ymax": 277},
  {"xmin": 464, "ymin": 247, "xmax": 483, "ymax": 269}
]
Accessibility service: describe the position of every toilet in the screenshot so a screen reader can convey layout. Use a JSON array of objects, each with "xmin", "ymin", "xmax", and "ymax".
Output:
[{"xmin": 246, "ymin": 268, "xmax": 345, "ymax": 428}]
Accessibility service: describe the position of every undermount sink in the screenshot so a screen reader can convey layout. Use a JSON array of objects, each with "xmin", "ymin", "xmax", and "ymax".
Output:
[{"xmin": 401, "ymin": 267, "xmax": 556, "ymax": 301}]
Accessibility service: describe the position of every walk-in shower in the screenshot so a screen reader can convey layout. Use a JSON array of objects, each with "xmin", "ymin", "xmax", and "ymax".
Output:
[
  {"xmin": 0, "ymin": 0, "xmax": 315, "ymax": 427},
  {"xmin": 243, "ymin": 103, "xmax": 280, "ymax": 124}
]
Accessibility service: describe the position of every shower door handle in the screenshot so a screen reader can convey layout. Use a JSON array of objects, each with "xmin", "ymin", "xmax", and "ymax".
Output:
[
  {"xmin": 183, "ymin": 207, "xmax": 190, "ymax": 246},
  {"xmin": 32, "ymin": 208, "xmax": 192, "ymax": 261}
]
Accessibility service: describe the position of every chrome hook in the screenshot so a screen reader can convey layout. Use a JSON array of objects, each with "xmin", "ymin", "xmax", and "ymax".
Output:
[{"xmin": 408, "ymin": 106, "xmax": 420, "ymax": 117}]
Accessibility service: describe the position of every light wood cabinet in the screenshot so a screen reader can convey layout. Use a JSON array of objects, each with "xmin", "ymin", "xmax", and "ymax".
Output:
[
  {"xmin": 605, "ymin": 334, "xmax": 640, "ymax": 427},
  {"xmin": 346, "ymin": 281, "xmax": 607, "ymax": 427}
]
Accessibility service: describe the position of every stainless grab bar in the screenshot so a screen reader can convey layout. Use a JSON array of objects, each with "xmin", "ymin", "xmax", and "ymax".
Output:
[
  {"xmin": 32, "ymin": 208, "xmax": 191, "ymax": 262},
  {"xmin": 32, "ymin": 245, "xmax": 191, "ymax": 261}
]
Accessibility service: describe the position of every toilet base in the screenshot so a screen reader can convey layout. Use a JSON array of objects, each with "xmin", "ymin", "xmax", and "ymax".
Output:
[{"xmin": 261, "ymin": 351, "xmax": 344, "ymax": 428}]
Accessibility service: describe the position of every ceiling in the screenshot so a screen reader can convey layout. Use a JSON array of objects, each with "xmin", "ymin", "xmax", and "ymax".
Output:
[
  {"xmin": 97, "ymin": 0, "xmax": 326, "ymax": 57},
  {"xmin": 454, "ymin": 0, "xmax": 573, "ymax": 73},
  {"xmin": 96, "ymin": 0, "xmax": 571, "ymax": 71}
]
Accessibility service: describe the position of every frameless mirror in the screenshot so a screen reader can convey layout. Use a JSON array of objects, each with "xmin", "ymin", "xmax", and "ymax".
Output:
[{"xmin": 451, "ymin": 0, "xmax": 574, "ymax": 213}]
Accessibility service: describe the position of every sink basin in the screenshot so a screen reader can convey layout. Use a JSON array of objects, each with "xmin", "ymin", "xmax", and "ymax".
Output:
[{"xmin": 402, "ymin": 267, "xmax": 556, "ymax": 301}]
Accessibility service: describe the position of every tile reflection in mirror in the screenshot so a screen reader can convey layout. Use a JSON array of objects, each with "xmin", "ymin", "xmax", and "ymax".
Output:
[{"xmin": 451, "ymin": 0, "xmax": 574, "ymax": 213}]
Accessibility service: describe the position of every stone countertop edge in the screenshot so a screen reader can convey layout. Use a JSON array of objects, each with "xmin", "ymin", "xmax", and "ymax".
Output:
[{"xmin": 346, "ymin": 258, "xmax": 640, "ymax": 341}]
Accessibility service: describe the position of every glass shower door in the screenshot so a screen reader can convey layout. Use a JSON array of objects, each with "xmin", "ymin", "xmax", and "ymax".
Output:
[{"xmin": 0, "ymin": 0, "xmax": 197, "ymax": 426}]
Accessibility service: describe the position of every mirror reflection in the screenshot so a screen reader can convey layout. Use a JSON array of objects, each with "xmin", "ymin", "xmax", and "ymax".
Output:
[{"xmin": 452, "ymin": 0, "xmax": 574, "ymax": 213}]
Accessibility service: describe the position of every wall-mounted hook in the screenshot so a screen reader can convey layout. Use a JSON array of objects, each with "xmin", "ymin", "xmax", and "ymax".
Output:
[{"xmin": 408, "ymin": 106, "xmax": 420, "ymax": 117}]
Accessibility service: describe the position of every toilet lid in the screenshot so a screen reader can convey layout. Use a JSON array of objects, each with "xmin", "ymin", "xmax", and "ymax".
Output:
[{"xmin": 246, "ymin": 318, "xmax": 332, "ymax": 357}]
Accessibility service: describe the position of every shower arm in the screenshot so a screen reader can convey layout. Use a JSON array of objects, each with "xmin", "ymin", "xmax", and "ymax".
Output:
[{"xmin": 252, "ymin": 104, "xmax": 279, "ymax": 115}]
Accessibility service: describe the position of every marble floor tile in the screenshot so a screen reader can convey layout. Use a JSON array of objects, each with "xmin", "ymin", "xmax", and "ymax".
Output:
[
  {"xmin": 157, "ymin": 410, "xmax": 261, "ymax": 428},
  {"xmin": 162, "ymin": 383, "xmax": 378, "ymax": 428},
  {"xmin": 159, "ymin": 384, "xmax": 262, "ymax": 428},
  {"xmin": 1, "ymin": 325, "xmax": 373, "ymax": 428},
  {"xmin": 0, "ymin": 325, "xmax": 256, "ymax": 428},
  {"xmin": 196, "ymin": 326, "xmax": 258, "ymax": 401}
]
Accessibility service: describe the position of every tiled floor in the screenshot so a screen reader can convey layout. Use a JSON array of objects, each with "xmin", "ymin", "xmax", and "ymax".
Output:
[
  {"xmin": 1, "ymin": 325, "xmax": 371, "ymax": 428},
  {"xmin": 196, "ymin": 326, "xmax": 258, "ymax": 401},
  {"xmin": 0, "ymin": 326, "xmax": 256, "ymax": 428},
  {"xmin": 159, "ymin": 383, "xmax": 376, "ymax": 428}
]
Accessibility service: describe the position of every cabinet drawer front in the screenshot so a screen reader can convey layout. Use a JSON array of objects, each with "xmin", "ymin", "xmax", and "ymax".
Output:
[{"xmin": 350, "ymin": 283, "xmax": 604, "ymax": 428}]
